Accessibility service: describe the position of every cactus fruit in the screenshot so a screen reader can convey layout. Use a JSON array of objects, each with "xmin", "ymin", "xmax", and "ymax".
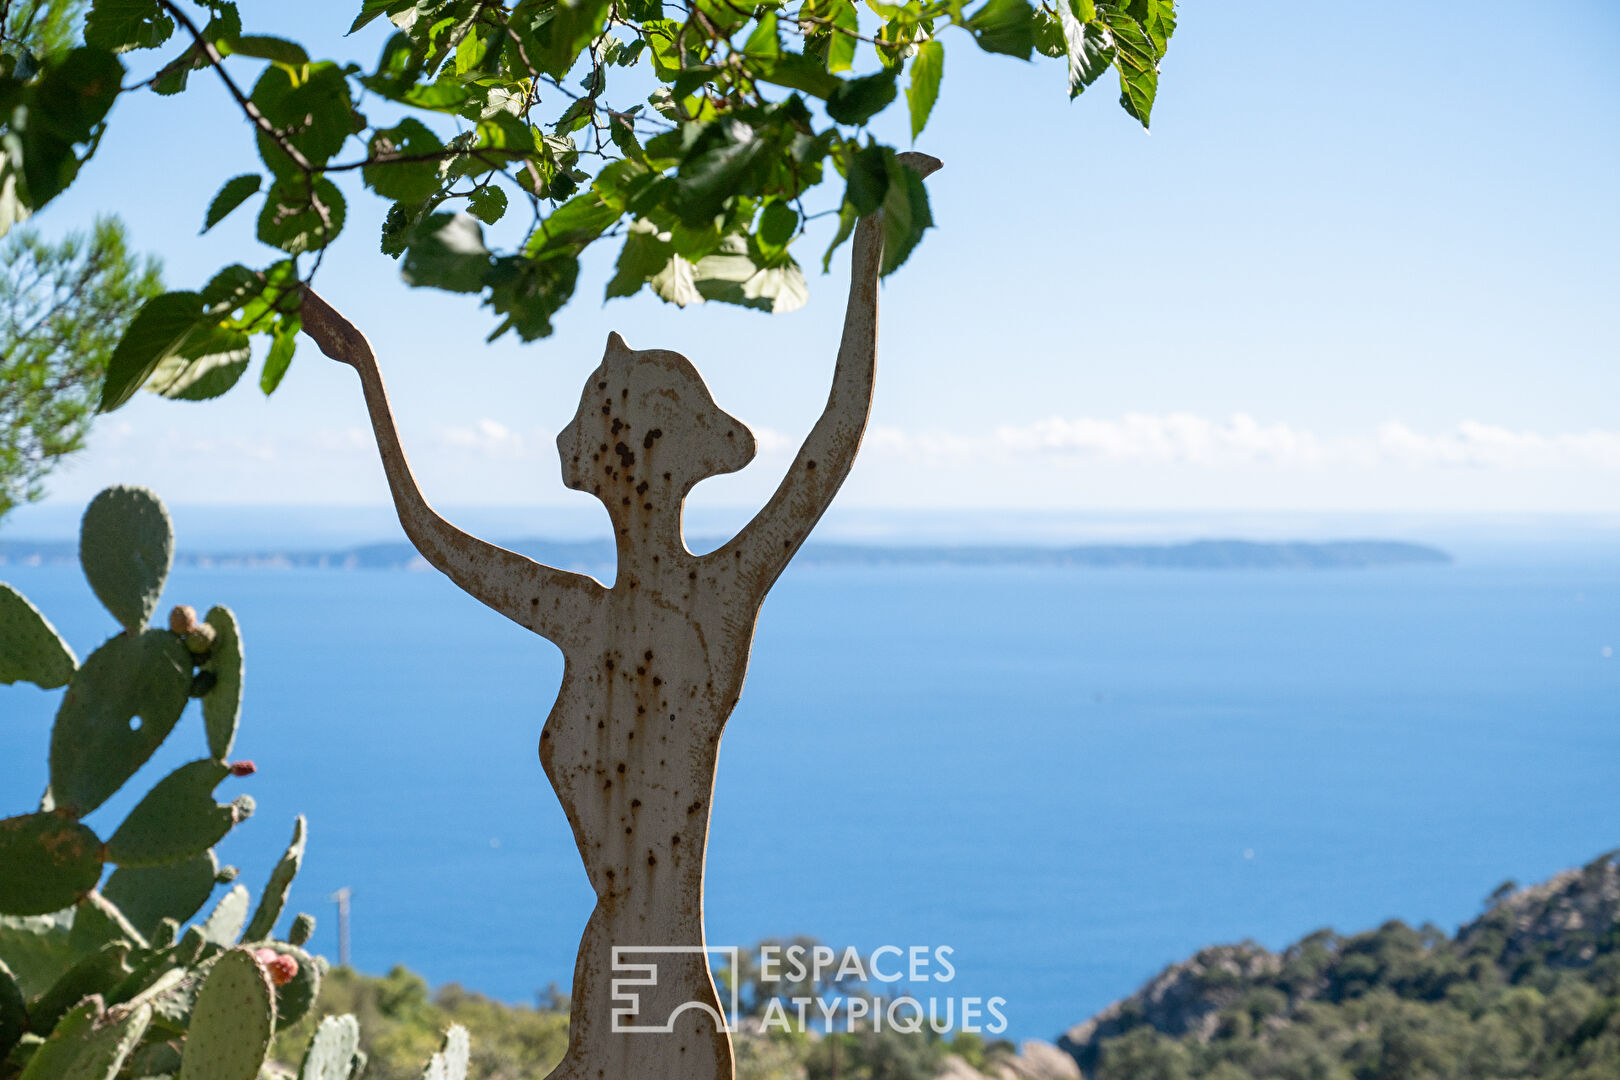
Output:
[
  {"xmin": 48, "ymin": 629, "xmax": 193, "ymax": 817},
  {"xmin": 201, "ymin": 606, "xmax": 244, "ymax": 759},
  {"xmin": 257, "ymin": 941, "xmax": 321, "ymax": 1030},
  {"xmin": 251, "ymin": 948, "xmax": 299, "ymax": 987},
  {"xmin": 102, "ymin": 851, "xmax": 220, "ymax": 939},
  {"xmin": 0, "ymin": 813, "xmax": 103, "ymax": 916},
  {"xmin": 17, "ymin": 995, "xmax": 152, "ymax": 1080},
  {"xmin": 229, "ymin": 760, "xmax": 257, "ymax": 777},
  {"xmin": 215, "ymin": 865, "xmax": 239, "ymax": 884},
  {"xmin": 0, "ymin": 584, "xmax": 77, "ymax": 689},
  {"xmin": 178, "ymin": 949, "xmax": 276, "ymax": 1080},
  {"xmin": 243, "ymin": 817, "xmax": 305, "ymax": 943},
  {"xmin": 287, "ymin": 913, "xmax": 315, "ymax": 947},
  {"xmin": 168, "ymin": 606, "xmax": 199, "ymax": 636},
  {"xmin": 184, "ymin": 625, "xmax": 216, "ymax": 656},
  {"xmin": 79, "ymin": 486, "xmax": 173, "ymax": 635},
  {"xmin": 106, "ymin": 760, "xmax": 247, "ymax": 868},
  {"xmin": 298, "ymin": 1013, "xmax": 362, "ymax": 1080},
  {"xmin": 421, "ymin": 1024, "xmax": 472, "ymax": 1080}
]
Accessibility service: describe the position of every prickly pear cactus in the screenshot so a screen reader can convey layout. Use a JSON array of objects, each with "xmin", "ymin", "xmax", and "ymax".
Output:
[
  {"xmin": 1, "ymin": 485, "xmax": 476, "ymax": 1079},
  {"xmin": 0, "ymin": 584, "xmax": 75, "ymax": 690},
  {"xmin": 77, "ymin": 485, "xmax": 173, "ymax": 634},
  {"xmin": 0, "ymin": 487, "xmax": 325, "ymax": 1078},
  {"xmin": 178, "ymin": 949, "xmax": 276, "ymax": 1080}
]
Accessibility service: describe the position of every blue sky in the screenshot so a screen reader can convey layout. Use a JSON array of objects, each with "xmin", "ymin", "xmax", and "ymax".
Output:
[{"xmin": 25, "ymin": 0, "xmax": 1620, "ymax": 516}]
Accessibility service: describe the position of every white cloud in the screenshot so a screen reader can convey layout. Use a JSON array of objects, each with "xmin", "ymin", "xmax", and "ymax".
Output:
[
  {"xmin": 858, "ymin": 414, "xmax": 1620, "ymax": 472},
  {"xmin": 434, "ymin": 419, "xmax": 536, "ymax": 459}
]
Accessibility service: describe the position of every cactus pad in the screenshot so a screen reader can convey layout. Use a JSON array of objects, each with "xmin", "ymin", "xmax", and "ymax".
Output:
[
  {"xmin": 421, "ymin": 1024, "xmax": 471, "ymax": 1080},
  {"xmin": 31, "ymin": 942, "xmax": 134, "ymax": 1033},
  {"xmin": 201, "ymin": 605, "xmax": 244, "ymax": 759},
  {"xmin": 79, "ymin": 486, "xmax": 173, "ymax": 634},
  {"xmin": 0, "ymin": 959, "xmax": 24, "ymax": 1060},
  {"xmin": 197, "ymin": 884, "xmax": 250, "ymax": 947},
  {"xmin": 243, "ymin": 817, "xmax": 305, "ymax": 942},
  {"xmin": 0, "ymin": 812, "xmax": 103, "ymax": 916},
  {"xmin": 102, "ymin": 850, "xmax": 220, "ymax": 939},
  {"xmin": 17, "ymin": 996, "xmax": 152, "ymax": 1080},
  {"xmin": 0, "ymin": 583, "xmax": 77, "ymax": 689},
  {"xmin": 66, "ymin": 891, "xmax": 148, "ymax": 960},
  {"xmin": 287, "ymin": 912, "xmax": 316, "ymax": 946},
  {"xmin": 298, "ymin": 1012, "xmax": 361, "ymax": 1080},
  {"xmin": 48, "ymin": 630, "xmax": 193, "ymax": 817},
  {"xmin": 0, "ymin": 912, "xmax": 73, "ymax": 998},
  {"xmin": 178, "ymin": 949, "xmax": 276, "ymax": 1080},
  {"xmin": 106, "ymin": 760, "xmax": 246, "ymax": 868}
]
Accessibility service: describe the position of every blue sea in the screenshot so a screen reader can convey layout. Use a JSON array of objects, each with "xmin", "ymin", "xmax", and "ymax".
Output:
[{"xmin": 3, "ymin": 538, "xmax": 1617, "ymax": 1042}]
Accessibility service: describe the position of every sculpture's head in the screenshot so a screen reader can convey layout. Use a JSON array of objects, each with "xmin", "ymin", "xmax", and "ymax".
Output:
[{"xmin": 557, "ymin": 334, "xmax": 756, "ymax": 513}]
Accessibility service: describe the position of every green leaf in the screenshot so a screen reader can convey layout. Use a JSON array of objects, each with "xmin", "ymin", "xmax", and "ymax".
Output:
[
  {"xmin": 98, "ymin": 291, "xmax": 204, "ymax": 412},
  {"xmin": 906, "ymin": 40, "xmax": 943, "ymax": 141},
  {"xmin": 753, "ymin": 51, "xmax": 840, "ymax": 99},
  {"xmin": 260, "ymin": 315, "xmax": 299, "ymax": 394},
  {"xmin": 1060, "ymin": 3, "xmax": 1114, "ymax": 98},
  {"xmin": 758, "ymin": 201, "xmax": 798, "ymax": 248},
  {"xmin": 1099, "ymin": 7, "xmax": 1157, "ymax": 125},
  {"xmin": 827, "ymin": 70, "xmax": 898, "ymax": 126},
  {"xmin": 743, "ymin": 12, "xmax": 780, "ymax": 58},
  {"xmin": 0, "ymin": 912, "xmax": 74, "ymax": 998},
  {"xmin": 204, "ymin": 175, "xmax": 262, "ymax": 233},
  {"xmin": 966, "ymin": 0, "xmax": 1035, "ymax": 59},
  {"xmin": 84, "ymin": 0, "xmax": 174, "ymax": 52},
  {"xmin": 468, "ymin": 185, "xmax": 508, "ymax": 224},
  {"xmin": 605, "ymin": 222, "xmax": 672, "ymax": 300},
  {"xmin": 820, "ymin": 199, "xmax": 857, "ymax": 271},
  {"xmin": 824, "ymin": 0, "xmax": 858, "ymax": 72},
  {"xmin": 50, "ymin": 631, "xmax": 193, "ymax": 817},
  {"xmin": 198, "ymin": 884, "xmax": 250, "ymax": 947},
  {"xmin": 0, "ymin": 813, "xmax": 102, "ymax": 916},
  {"xmin": 879, "ymin": 153, "xmax": 932, "ymax": 275},
  {"xmin": 107, "ymin": 760, "xmax": 251, "ymax": 868},
  {"xmin": 845, "ymin": 142, "xmax": 889, "ymax": 215},
  {"xmin": 402, "ymin": 213, "xmax": 493, "ymax": 293},
  {"xmin": 520, "ymin": 0, "xmax": 614, "ymax": 79},
  {"xmin": 145, "ymin": 324, "xmax": 253, "ymax": 401},
  {"xmin": 227, "ymin": 34, "xmax": 308, "ymax": 66},
  {"xmin": 257, "ymin": 176, "xmax": 347, "ymax": 255},
  {"xmin": 362, "ymin": 118, "xmax": 445, "ymax": 203},
  {"xmin": 484, "ymin": 254, "xmax": 579, "ymax": 341},
  {"xmin": 0, "ymin": 582, "xmax": 77, "ymax": 689}
]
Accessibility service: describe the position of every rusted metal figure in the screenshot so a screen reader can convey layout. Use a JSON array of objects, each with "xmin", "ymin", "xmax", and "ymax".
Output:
[{"xmin": 299, "ymin": 152, "xmax": 940, "ymax": 1080}]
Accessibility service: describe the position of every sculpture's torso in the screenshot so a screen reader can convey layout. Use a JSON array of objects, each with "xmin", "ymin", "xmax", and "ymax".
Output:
[{"xmin": 540, "ymin": 555, "xmax": 759, "ymax": 1080}]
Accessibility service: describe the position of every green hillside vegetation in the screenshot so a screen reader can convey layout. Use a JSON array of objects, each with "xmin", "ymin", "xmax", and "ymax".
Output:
[
  {"xmin": 1064, "ymin": 850, "xmax": 1620, "ymax": 1080},
  {"xmin": 274, "ymin": 851, "xmax": 1620, "ymax": 1080}
]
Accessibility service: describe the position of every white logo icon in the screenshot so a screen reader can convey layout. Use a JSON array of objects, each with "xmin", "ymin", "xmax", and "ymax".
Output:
[{"xmin": 611, "ymin": 945, "xmax": 741, "ymax": 1034}]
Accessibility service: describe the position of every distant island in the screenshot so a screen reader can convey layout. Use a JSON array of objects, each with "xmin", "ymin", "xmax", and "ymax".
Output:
[{"xmin": 0, "ymin": 537, "xmax": 1452, "ymax": 572}]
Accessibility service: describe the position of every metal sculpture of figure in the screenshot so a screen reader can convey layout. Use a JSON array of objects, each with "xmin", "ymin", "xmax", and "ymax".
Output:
[{"xmin": 299, "ymin": 152, "xmax": 941, "ymax": 1080}]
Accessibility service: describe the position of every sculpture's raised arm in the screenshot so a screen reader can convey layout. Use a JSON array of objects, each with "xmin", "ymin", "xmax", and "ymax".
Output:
[
  {"xmin": 298, "ymin": 288, "xmax": 604, "ymax": 647},
  {"xmin": 717, "ymin": 152, "xmax": 942, "ymax": 592}
]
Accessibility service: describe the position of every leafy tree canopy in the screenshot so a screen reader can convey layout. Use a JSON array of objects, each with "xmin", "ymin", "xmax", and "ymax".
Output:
[
  {"xmin": 0, "ymin": 217, "xmax": 162, "ymax": 518},
  {"xmin": 0, "ymin": 0, "xmax": 1175, "ymax": 411}
]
